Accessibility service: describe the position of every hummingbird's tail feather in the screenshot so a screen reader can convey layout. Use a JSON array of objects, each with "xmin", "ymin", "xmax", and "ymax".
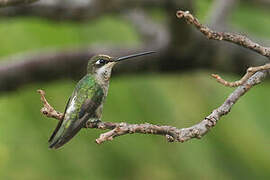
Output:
[
  {"xmin": 49, "ymin": 138, "xmax": 61, "ymax": 148},
  {"xmin": 48, "ymin": 97, "xmax": 71, "ymax": 145},
  {"xmin": 48, "ymin": 119, "xmax": 63, "ymax": 143},
  {"xmin": 49, "ymin": 114, "xmax": 90, "ymax": 149},
  {"xmin": 49, "ymin": 124, "xmax": 84, "ymax": 149},
  {"xmin": 49, "ymin": 127, "xmax": 82, "ymax": 149}
]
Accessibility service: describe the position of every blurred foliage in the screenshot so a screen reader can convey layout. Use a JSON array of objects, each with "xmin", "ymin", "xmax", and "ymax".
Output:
[
  {"xmin": 231, "ymin": 3, "xmax": 270, "ymax": 37},
  {"xmin": 196, "ymin": 0, "xmax": 270, "ymax": 37},
  {"xmin": 0, "ymin": 16, "xmax": 140, "ymax": 58},
  {"xmin": 0, "ymin": 0, "xmax": 270, "ymax": 180}
]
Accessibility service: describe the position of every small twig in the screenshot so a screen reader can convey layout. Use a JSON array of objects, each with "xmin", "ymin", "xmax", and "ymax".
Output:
[
  {"xmin": 212, "ymin": 63, "xmax": 270, "ymax": 87},
  {"xmin": 37, "ymin": 90, "xmax": 63, "ymax": 120}
]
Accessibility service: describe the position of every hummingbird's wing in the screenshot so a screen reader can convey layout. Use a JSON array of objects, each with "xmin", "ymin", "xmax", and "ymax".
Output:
[
  {"xmin": 78, "ymin": 98, "xmax": 96, "ymax": 119},
  {"xmin": 49, "ymin": 95, "xmax": 103, "ymax": 149},
  {"xmin": 48, "ymin": 75, "xmax": 104, "ymax": 149},
  {"xmin": 66, "ymin": 96, "xmax": 103, "ymax": 134}
]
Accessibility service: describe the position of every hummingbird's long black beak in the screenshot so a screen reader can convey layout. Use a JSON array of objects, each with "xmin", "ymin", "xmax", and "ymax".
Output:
[{"xmin": 114, "ymin": 51, "xmax": 156, "ymax": 62}]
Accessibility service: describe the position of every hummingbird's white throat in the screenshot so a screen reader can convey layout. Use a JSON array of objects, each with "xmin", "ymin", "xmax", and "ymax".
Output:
[{"xmin": 95, "ymin": 62, "xmax": 116, "ymax": 83}]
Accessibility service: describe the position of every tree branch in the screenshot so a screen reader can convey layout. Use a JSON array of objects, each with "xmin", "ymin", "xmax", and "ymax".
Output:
[
  {"xmin": 38, "ymin": 70, "xmax": 268, "ymax": 144},
  {"xmin": 0, "ymin": 0, "xmax": 38, "ymax": 7},
  {"xmin": 176, "ymin": 10, "xmax": 270, "ymax": 58}
]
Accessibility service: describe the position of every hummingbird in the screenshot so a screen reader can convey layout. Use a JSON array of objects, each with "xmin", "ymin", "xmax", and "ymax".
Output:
[{"xmin": 48, "ymin": 51, "xmax": 155, "ymax": 149}]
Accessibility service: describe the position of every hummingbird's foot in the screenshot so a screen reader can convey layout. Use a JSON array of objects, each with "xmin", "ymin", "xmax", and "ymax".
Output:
[
  {"xmin": 89, "ymin": 119, "xmax": 101, "ymax": 123},
  {"xmin": 85, "ymin": 119, "xmax": 101, "ymax": 128}
]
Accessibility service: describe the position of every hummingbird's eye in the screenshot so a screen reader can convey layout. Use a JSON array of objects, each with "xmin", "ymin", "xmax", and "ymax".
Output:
[{"xmin": 95, "ymin": 59, "xmax": 106, "ymax": 65}]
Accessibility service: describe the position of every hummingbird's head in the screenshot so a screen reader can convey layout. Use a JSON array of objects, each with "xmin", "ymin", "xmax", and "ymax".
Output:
[{"xmin": 87, "ymin": 51, "xmax": 156, "ymax": 82}]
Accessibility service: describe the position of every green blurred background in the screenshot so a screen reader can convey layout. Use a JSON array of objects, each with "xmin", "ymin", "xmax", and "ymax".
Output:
[{"xmin": 0, "ymin": 0, "xmax": 270, "ymax": 179}]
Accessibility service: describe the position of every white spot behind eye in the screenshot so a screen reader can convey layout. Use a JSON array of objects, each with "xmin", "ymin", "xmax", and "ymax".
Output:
[
  {"xmin": 96, "ymin": 59, "xmax": 106, "ymax": 65},
  {"xmin": 95, "ymin": 60, "xmax": 101, "ymax": 65}
]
